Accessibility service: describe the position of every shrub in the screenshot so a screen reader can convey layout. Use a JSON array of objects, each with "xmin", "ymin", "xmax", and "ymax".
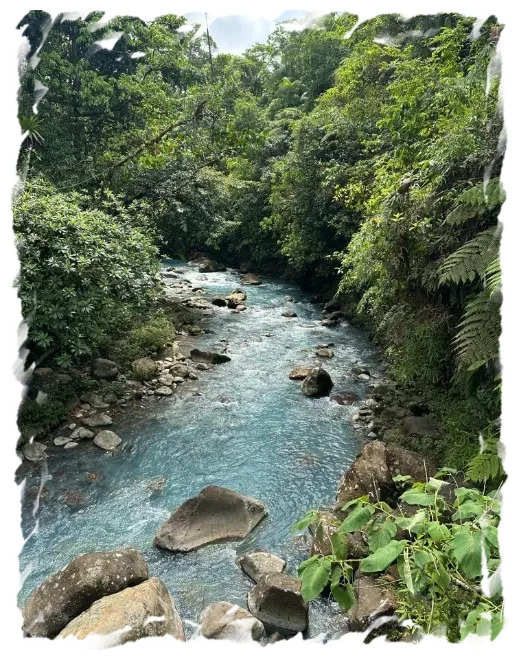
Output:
[
  {"xmin": 18, "ymin": 398, "xmax": 67, "ymax": 439},
  {"xmin": 13, "ymin": 179, "xmax": 160, "ymax": 367},
  {"xmin": 108, "ymin": 311, "xmax": 174, "ymax": 366}
]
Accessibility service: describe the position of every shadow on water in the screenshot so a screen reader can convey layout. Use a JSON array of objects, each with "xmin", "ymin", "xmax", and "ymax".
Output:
[{"xmin": 18, "ymin": 260, "xmax": 381, "ymax": 640}]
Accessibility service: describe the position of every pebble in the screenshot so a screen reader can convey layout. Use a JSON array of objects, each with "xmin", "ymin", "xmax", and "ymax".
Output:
[{"xmin": 64, "ymin": 442, "xmax": 78, "ymax": 449}]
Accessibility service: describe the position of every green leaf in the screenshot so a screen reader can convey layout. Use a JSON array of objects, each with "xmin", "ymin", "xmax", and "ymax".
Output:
[
  {"xmin": 340, "ymin": 495, "xmax": 370, "ymax": 511},
  {"xmin": 300, "ymin": 557, "xmax": 332, "ymax": 602},
  {"xmin": 338, "ymin": 502, "xmax": 375, "ymax": 533},
  {"xmin": 396, "ymin": 509, "xmax": 427, "ymax": 534},
  {"xmin": 482, "ymin": 524, "xmax": 499, "ymax": 549},
  {"xmin": 452, "ymin": 501, "xmax": 485, "ymax": 520},
  {"xmin": 330, "ymin": 567, "xmax": 356, "ymax": 612},
  {"xmin": 365, "ymin": 518, "xmax": 397, "ymax": 551},
  {"xmin": 399, "ymin": 549, "xmax": 414, "ymax": 595},
  {"xmin": 297, "ymin": 555, "xmax": 319, "ymax": 575},
  {"xmin": 400, "ymin": 489, "xmax": 436, "ymax": 506},
  {"xmin": 291, "ymin": 510, "xmax": 319, "ymax": 531},
  {"xmin": 452, "ymin": 528, "xmax": 483, "ymax": 579},
  {"xmin": 491, "ymin": 609, "xmax": 504, "ymax": 640},
  {"xmin": 427, "ymin": 521, "xmax": 451, "ymax": 543},
  {"xmin": 360, "ymin": 540, "xmax": 406, "ymax": 573},
  {"xmin": 331, "ymin": 532, "xmax": 349, "ymax": 561}
]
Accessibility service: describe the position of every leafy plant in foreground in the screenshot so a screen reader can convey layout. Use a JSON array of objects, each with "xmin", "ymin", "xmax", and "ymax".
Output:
[{"xmin": 292, "ymin": 473, "xmax": 503, "ymax": 642}]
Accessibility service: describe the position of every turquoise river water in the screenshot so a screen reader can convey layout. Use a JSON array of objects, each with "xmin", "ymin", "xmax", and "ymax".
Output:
[{"xmin": 18, "ymin": 260, "xmax": 380, "ymax": 640}]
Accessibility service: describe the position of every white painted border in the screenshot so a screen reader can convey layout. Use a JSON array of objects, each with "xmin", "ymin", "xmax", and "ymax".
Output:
[{"xmin": 0, "ymin": 2, "xmax": 517, "ymax": 657}]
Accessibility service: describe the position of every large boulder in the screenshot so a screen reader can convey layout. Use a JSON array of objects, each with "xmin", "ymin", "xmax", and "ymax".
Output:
[
  {"xmin": 22, "ymin": 548, "xmax": 149, "ymax": 638},
  {"xmin": 200, "ymin": 602, "xmax": 264, "ymax": 642},
  {"xmin": 94, "ymin": 430, "xmax": 122, "ymax": 451},
  {"xmin": 190, "ymin": 348, "xmax": 231, "ymax": 364},
  {"xmin": 247, "ymin": 573, "xmax": 308, "ymax": 635},
  {"xmin": 347, "ymin": 576, "xmax": 397, "ymax": 632},
  {"xmin": 154, "ymin": 486, "xmax": 267, "ymax": 552},
  {"xmin": 288, "ymin": 366, "xmax": 312, "ymax": 380},
  {"xmin": 132, "ymin": 357, "xmax": 158, "ymax": 381},
  {"xmin": 91, "ymin": 358, "xmax": 119, "ymax": 380},
  {"xmin": 240, "ymin": 273, "xmax": 262, "ymax": 285},
  {"xmin": 199, "ymin": 258, "xmax": 225, "ymax": 273},
  {"xmin": 301, "ymin": 367, "xmax": 333, "ymax": 397},
  {"xmin": 336, "ymin": 441, "xmax": 436, "ymax": 509},
  {"xmin": 57, "ymin": 577, "xmax": 184, "ymax": 646},
  {"xmin": 237, "ymin": 552, "xmax": 286, "ymax": 583}
]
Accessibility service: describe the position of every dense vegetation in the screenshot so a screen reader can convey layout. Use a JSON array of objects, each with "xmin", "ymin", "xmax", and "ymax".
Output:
[{"xmin": 14, "ymin": 10, "xmax": 504, "ymax": 640}]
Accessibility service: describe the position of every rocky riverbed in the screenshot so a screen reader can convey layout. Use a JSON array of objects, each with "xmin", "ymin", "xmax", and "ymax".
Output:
[{"xmin": 17, "ymin": 258, "xmax": 441, "ymax": 645}]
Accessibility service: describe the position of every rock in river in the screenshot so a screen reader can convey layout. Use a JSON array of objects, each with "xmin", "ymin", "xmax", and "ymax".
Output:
[
  {"xmin": 190, "ymin": 348, "xmax": 231, "ymax": 364},
  {"xmin": 301, "ymin": 367, "xmax": 333, "ymax": 397},
  {"xmin": 58, "ymin": 577, "xmax": 185, "ymax": 646},
  {"xmin": 316, "ymin": 347, "xmax": 334, "ymax": 358},
  {"xmin": 240, "ymin": 273, "xmax": 262, "ymax": 285},
  {"xmin": 288, "ymin": 366, "xmax": 312, "ymax": 380},
  {"xmin": 281, "ymin": 311, "xmax": 297, "ymax": 318},
  {"xmin": 94, "ymin": 430, "xmax": 122, "ymax": 451},
  {"xmin": 247, "ymin": 573, "xmax": 308, "ymax": 635},
  {"xmin": 91, "ymin": 358, "xmax": 119, "ymax": 380},
  {"xmin": 237, "ymin": 551, "xmax": 286, "ymax": 583},
  {"xmin": 23, "ymin": 548, "xmax": 149, "ymax": 638},
  {"xmin": 154, "ymin": 485, "xmax": 267, "ymax": 552},
  {"xmin": 200, "ymin": 601, "xmax": 264, "ymax": 642}
]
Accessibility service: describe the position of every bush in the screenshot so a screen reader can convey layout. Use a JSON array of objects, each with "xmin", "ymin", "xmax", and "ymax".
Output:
[
  {"xmin": 13, "ymin": 179, "xmax": 160, "ymax": 367},
  {"xmin": 108, "ymin": 311, "xmax": 174, "ymax": 366},
  {"xmin": 18, "ymin": 398, "xmax": 67, "ymax": 439}
]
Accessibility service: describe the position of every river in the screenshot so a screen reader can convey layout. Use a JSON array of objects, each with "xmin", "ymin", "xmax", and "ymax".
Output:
[{"xmin": 18, "ymin": 260, "xmax": 380, "ymax": 641}]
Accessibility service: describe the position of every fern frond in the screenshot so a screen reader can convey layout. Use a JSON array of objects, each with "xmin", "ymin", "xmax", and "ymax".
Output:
[
  {"xmin": 438, "ymin": 227, "xmax": 501, "ymax": 286},
  {"xmin": 446, "ymin": 178, "xmax": 505, "ymax": 225},
  {"xmin": 465, "ymin": 431, "xmax": 504, "ymax": 483},
  {"xmin": 453, "ymin": 290, "xmax": 501, "ymax": 371}
]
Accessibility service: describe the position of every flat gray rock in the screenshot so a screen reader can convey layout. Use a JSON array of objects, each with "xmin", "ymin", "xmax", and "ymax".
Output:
[
  {"xmin": 154, "ymin": 486, "xmax": 267, "ymax": 552},
  {"xmin": 237, "ymin": 552, "xmax": 286, "ymax": 583}
]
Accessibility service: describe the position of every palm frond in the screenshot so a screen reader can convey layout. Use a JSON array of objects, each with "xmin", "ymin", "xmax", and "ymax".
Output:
[
  {"xmin": 438, "ymin": 227, "xmax": 500, "ymax": 286},
  {"xmin": 446, "ymin": 178, "xmax": 505, "ymax": 225}
]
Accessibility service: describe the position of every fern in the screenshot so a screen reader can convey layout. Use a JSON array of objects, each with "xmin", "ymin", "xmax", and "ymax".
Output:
[
  {"xmin": 465, "ymin": 430, "xmax": 504, "ymax": 483},
  {"xmin": 446, "ymin": 178, "xmax": 505, "ymax": 225},
  {"xmin": 438, "ymin": 227, "xmax": 501, "ymax": 286}
]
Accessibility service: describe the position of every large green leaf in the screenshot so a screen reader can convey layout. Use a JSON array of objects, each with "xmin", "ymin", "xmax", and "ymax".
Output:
[
  {"xmin": 366, "ymin": 518, "xmax": 397, "ymax": 551},
  {"xmin": 291, "ymin": 510, "xmax": 319, "ymax": 531},
  {"xmin": 452, "ymin": 528, "xmax": 483, "ymax": 579},
  {"xmin": 400, "ymin": 489, "xmax": 436, "ymax": 506},
  {"xmin": 300, "ymin": 557, "xmax": 332, "ymax": 601},
  {"xmin": 330, "ymin": 566, "xmax": 356, "ymax": 611},
  {"xmin": 338, "ymin": 502, "xmax": 374, "ymax": 533},
  {"xmin": 360, "ymin": 540, "xmax": 406, "ymax": 573},
  {"xmin": 331, "ymin": 532, "xmax": 348, "ymax": 560}
]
